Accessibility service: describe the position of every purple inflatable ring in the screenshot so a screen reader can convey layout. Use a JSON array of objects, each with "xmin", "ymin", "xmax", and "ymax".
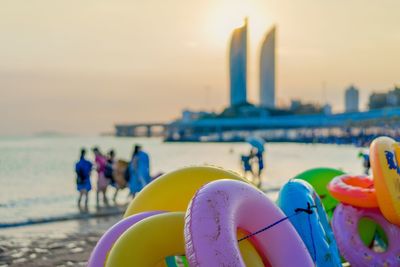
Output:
[{"xmin": 332, "ymin": 204, "xmax": 400, "ymax": 266}]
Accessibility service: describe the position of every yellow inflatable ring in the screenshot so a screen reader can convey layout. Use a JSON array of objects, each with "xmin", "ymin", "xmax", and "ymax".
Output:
[
  {"xmin": 106, "ymin": 212, "xmax": 263, "ymax": 267},
  {"xmin": 106, "ymin": 212, "xmax": 184, "ymax": 267},
  {"xmin": 370, "ymin": 136, "xmax": 400, "ymax": 226},
  {"xmin": 238, "ymin": 230, "xmax": 265, "ymax": 267},
  {"xmin": 124, "ymin": 166, "xmax": 247, "ymax": 217}
]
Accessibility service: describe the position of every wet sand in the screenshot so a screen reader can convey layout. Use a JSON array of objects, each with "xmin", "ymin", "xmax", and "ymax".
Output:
[{"xmin": 0, "ymin": 214, "xmax": 121, "ymax": 267}]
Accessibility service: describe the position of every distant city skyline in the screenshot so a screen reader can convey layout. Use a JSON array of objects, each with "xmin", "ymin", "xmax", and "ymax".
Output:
[{"xmin": 1, "ymin": 0, "xmax": 400, "ymax": 135}]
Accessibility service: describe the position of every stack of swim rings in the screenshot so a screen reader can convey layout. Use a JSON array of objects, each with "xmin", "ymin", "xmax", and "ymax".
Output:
[
  {"xmin": 87, "ymin": 165, "xmax": 318, "ymax": 266},
  {"xmin": 295, "ymin": 167, "xmax": 380, "ymax": 246},
  {"xmin": 87, "ymin": 136, "xmax": 400, "ymax": 266},
  {"xmin": 327, "ymin": 136, "xmax": 400, "ymax": 266}
]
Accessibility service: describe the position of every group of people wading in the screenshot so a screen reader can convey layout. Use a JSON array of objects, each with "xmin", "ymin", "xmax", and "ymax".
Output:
[{"xmin": 74, "ymin": 144, "xmax": 154, "ymax": 210}]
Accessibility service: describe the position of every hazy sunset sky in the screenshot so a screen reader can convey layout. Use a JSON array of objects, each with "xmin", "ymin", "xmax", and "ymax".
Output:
[{"xmin": 1, "ymin": 0, "xmax": 399, "ymax": 135}]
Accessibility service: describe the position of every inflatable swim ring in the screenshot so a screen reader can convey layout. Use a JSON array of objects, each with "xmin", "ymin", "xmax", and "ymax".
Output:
[
  {"xmin": 106, "ymin": 212, "xmax": 185, "ymax": 267},
  {"xmin": 370, "ymin": 136, "xmax": 400, "ymax": 226},
  {"xmin": 88, "ymin": 211, "xmax": 163, "ymax": 267},
  {"xmin": 106, "ymin": 211, "xmax": 263, "ymax": 267},
  {"xmin": 295, "ymin": 167, "xmax": 344, "ymax": 218},
  {"xmin": 124, "ymin": 166, "xmax": 247, "ymax": 217},
  {"xmin": 332, "ymin": 204, "xmax": 400, "ymax": 266},
  {"xmin": 278, "ymin": 179, "xmax": 341, "ymax": 267},
  {"xmin": 184, "ymin": 179, "xmax": 313, "ymax": 266},
  {"xmin": 327, "ymin": 174, "xmax": 378, "ymax": 208}
]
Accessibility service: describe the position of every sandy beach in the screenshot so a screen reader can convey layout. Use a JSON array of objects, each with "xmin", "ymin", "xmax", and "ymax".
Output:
[{"xmin": 0, "ymin": 214, "xmax": 121, "ymax": 267}]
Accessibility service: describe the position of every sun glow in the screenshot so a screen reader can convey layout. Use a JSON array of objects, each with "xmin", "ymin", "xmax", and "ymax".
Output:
[{"xmin": 203, "ymin": 0, "xmax": 275, "ymax": 47}]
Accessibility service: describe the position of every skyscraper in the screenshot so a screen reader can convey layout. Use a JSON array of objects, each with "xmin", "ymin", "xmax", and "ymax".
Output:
[
  {"xmin": 259, "ymin": 27, "xmax": 276, "ymax": 108},
  {"xmin": 229, "ymin": 19, "xmax": 247, "ymax": 107},
  {"xmin": 345, "ymin": 85, "xmax": 359, "ymax": 112}
]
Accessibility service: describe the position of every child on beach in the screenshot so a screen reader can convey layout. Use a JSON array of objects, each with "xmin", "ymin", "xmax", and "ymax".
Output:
[
  {"xmin": 75, "ymin": 148, "xmax": 92, "ymax": 210},
  {"xmin": 241, "ymin": 154, "xmax": 253, "ymax": 178}
]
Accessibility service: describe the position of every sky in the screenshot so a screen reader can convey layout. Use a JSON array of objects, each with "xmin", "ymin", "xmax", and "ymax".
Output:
[{"xmin": 1, "ymin": 0, "xmax": 400, "ymax": 135}]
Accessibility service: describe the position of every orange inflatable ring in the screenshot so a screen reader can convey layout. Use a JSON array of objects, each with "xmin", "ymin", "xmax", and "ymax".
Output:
[{"xmin": 327, "ymin": 174, "xmax": 378, "ymax": 208}]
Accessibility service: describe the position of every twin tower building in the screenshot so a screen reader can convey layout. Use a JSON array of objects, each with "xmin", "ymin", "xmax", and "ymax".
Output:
[{"xmin": 230, "ymin": 18, "xmax": 276, "ymax": 108}]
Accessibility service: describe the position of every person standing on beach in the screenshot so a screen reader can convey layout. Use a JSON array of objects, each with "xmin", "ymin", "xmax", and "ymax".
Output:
[
  {"xmin": 358, "ymin": 151, "xmax": 370, "ymax": 174},
  {"xmin": 93, "ymin": 147, "xmax": 109, "ymax": 207},
  {"xmin": 136, "ymin": 144, "xmax": 151, "ymax": 185},
  {"xmin": 241, "ymin": 155, "xmax": 251, "ymax": 174},
  {"xmin": 105, "ymin": 150, "xmax": 116, "ymax": 187},
  {"xmin": 75, "ymin": 148, "xmax": 92, "ymax": 210},
  {"xmin": 128, "ymin": 144, "xmax": 151, "ymax": 197},
  {"xmin": 105, "ymin": 149, "xmax": 122, "ymax": 202},
  {"xmin": 254, "ymin": 148, "xmax": 264, "ymax": 188},
  {"xmin": 241, "ymin": 153, "xmax": 254, "ymax": 179}
]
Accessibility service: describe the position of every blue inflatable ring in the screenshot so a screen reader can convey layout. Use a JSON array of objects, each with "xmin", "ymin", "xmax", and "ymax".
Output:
[{"xmin": 277, "ymin": 179, "xmax": 341, "ymax": 267}]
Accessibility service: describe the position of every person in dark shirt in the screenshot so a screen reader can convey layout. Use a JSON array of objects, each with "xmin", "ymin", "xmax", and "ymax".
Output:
[
  {"xmin": 241, "ymin": 149, "xmax": 255, "ymax": 182},
  {"xmin": 105, "ymin": 149, "xmax": 116, "ymax": 186},
  {"xmin": 75, "ymin": 148, "xmax": 92, "ymax": 210}
]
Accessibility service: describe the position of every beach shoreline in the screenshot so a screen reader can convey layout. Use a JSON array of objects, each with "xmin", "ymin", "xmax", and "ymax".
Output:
[{"xmin": 0, "ymin": 214, "xmax": 121, "ymax": 267}]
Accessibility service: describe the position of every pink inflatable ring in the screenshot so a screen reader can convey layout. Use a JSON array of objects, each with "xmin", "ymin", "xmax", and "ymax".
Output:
[
  {"xmin": 184, "ymin": 179, "xmax": 313, "ymax": 266},
  {"xmin": 332, "ymin": 204, "xmax": 400, "ymax": 266}
]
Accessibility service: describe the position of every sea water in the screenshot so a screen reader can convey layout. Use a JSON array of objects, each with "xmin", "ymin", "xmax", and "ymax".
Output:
[{"xmin": 0, "ymin": 136, "xmax": 365, "ymax": 225}]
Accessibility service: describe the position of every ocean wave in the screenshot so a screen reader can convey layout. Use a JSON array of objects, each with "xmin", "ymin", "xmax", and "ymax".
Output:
[
  {"xmin": 0, "ymin": 205, "xmax": 126, "ymax": 228},
  {"xmin": 0, "ymin": 195, "xmax": 75, "ymax": 208}
]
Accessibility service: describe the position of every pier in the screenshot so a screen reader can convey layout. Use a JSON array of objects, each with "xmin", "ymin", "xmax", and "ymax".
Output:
[
  {"xmin": 114, "ymin": 108, "xmax": 400, "ymax": 144},
  {"xmin": 115, "ymin": 123, "xmax": 166, "ymax": 137}
]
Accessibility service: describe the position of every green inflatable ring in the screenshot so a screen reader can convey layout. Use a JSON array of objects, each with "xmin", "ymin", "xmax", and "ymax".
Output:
[{"xmin": 295, "ymin": 167, "xmax": 377, "ymax": 247}]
